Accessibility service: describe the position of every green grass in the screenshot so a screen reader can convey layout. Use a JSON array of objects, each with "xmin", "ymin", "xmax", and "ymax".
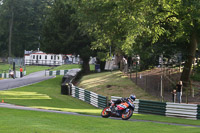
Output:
[
  {"xmin": 25, "ymin": 65, "xmax": 52, "ymax": 75},
  {"xmin": 0, "ymin": 76, "xmax": 100, "ymax": 115},
  {"xmin": 78, "ymin": 70, "xmax": 158, "ymax": 101},
  {"xmin": 51, "ymin": 64, "xmax": 95, "ymax": 71},
  {"xmin": 0, "ymin": 108, "xmax": 199, "ymax": 133},
  {"xmin": 51, "ymin": 64, "xmax": 81, "ymax": 71},
  {"xmin": 0, "ymin": 63, "xmax": 12, "ymax": 72},
  {"xmin": 0, "ymin": 63, "xmax": 95, "ymax": 76},
  {"xmin": 1, "ymin": 71, "xmax": 200, "ymax": 128}
]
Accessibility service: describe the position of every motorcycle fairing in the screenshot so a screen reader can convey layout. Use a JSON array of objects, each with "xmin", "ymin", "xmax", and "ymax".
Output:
[{"xmin": 117, "ymin": 102, "xmax": 129, "ymax": 110}]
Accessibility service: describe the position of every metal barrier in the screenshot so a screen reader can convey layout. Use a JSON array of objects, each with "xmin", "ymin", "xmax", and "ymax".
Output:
[
  {"xmin": 139, "ymin": 100, "xmax": 166, "ymax": 116},
  {"xmin": 166, "ymin": 102, "xmax": 198, "ymax": 119},
  {"xmin": 197, "ymin": 105, "xmax": 200, "ymax": 120},
  {"xmin": 111, "ymin": 96, "xmax": 200, "ymax": 120},
  {"xmin": 45, "ymin": 70, "xmax": 68, "ymax": 76},
  {"xmin": 72, "ymin": 86, "xmax": 108, "ymax": 108},
  {"xmin": 0, "ymin": 71, "xmax": 26, "ymax": 79}
]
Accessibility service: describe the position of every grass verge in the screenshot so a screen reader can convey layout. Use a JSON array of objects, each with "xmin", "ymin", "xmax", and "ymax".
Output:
[
  {"xmin": 0, "ymin": 108, "xmax": 199, "ymax": 133},
  {"xmin": 78, "ymin": 70, "xmax": 158, "ymax": 101},
  {"xmin": 51, "ymin": 64, "xmax": 95, "ymax": 71},
  {"xmin": 0, "ymin": 76, "xmax": 100, "ymax": 115}
]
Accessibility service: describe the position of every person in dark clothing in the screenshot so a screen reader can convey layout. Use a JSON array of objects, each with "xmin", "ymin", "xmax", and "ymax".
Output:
[
  {"xmin": 176, "ymin": 81, "xmax": 183, "ymax": 103},
  {"xmin": 171, "ymin": 89, "xmax": 176, "ymax": 103}
]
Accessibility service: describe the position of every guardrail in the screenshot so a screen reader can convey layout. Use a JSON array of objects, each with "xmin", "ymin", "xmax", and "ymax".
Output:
[
  {"xmin": 198, "ymin": 105, "xmax": 200, "ymax": 120},
  {"xmin": 71, "ymin": 86, "xmax": 108, "ymax": 108},
  {"xmin": 111, "ymin": 96, "xmax": 200, "ymax": 120},
  {"xmin": 45, "ymin": 70, "xmax": 68, "ymax": 76},
  {"xmin": 139, "ymin": 100, "xmax": 166, "ymax": 116},
  {"xmin": 166, "ymin": 102, "xmax": 198, "ymax": 119},
  {"xmin": 0, "ymin": 71, "xmax": 26, "ymax": 79}
]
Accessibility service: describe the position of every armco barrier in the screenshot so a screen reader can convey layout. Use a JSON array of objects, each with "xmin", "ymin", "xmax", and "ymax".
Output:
[
  {"xmin": 0, "ymin": 73, "xmax": 9, "ymax": 78},
  {"xmin": 166, "ymin": 102, "xmax": 198, "ymax": 119},
  {"xmin": 198, "ymin": 105, "xmax": 200, "ymax": 120},
  {"xmin": 111, "ymin": 96, "xmax": 200, "ymax": 120},
  {"xmin": 72, "ymin": 86, "xmax": 107, "ymax": 108},
  {"xmin": 0, "ymin": 71, "xmax": 26, "ymax": 79},
  {"xmin": 138, "ymin": 100, "xmax": 166, "ymax": 115},
  {"xmin": 46, "ymin": 70, "xmax": 68, "ymax": 76}
]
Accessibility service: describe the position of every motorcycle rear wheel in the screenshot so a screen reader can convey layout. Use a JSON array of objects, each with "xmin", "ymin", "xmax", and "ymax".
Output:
[
  {"xmin": 101, "ymin": 107, "xmax": 111, "ymax": 118},
  {"xmin": 121, "ymin": 108, "xmax": 133, "ymax": 120}
]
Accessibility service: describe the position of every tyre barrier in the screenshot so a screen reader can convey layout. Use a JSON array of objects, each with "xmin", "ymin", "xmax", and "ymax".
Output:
[
  {"xmin": 111, "ymin": 96, "xmax": 200, "ymax": 120},
  {"xmin": 60, "ymin": 68, "xmax": 107, "ymax": 108}
]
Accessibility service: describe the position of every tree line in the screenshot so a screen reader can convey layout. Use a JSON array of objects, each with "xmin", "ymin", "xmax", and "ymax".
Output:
[{"xmin": 0, "ymin": 0, "xmax": 200, "ymax": 85}]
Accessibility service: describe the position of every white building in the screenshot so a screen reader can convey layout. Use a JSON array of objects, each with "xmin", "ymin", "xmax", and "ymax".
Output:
[{"xmin": 24, "ymin": 50, "xmax": 95, "ymax": 66}]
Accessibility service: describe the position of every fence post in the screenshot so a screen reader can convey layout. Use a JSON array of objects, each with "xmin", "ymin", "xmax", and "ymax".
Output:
[{"xmin": 106, "ymin": 96, "xmax": 109, "ymax": 107}]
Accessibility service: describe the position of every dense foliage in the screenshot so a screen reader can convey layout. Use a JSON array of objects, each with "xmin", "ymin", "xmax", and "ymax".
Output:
[
  {"xmin": 0, "ymin": 0, "xmax": 53, "ymax": 57},
  {"xmin": 1, "ymin": 0, "xmax": 200, "ymax": 80}
]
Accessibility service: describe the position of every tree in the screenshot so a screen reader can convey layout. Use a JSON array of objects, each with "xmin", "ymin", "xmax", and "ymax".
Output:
[
  {"xmin": 41, "ymin": 0, "xmax": 93, "ymax": 73},
  {"xmin": 0, "ymin": 0, "xmax": 53, "ymax": 57},
  {"xmin": 73, "ymin": 0, "xmax": 200, "ymax": 86}
]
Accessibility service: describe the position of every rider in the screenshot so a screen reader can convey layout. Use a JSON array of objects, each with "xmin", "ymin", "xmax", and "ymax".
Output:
[{"xmin": 111, "ymin": 94, "xmax": 136, "ymax": 116}]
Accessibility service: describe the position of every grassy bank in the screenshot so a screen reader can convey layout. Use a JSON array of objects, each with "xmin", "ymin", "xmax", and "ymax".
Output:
[
  {"xmin": 78, "ymin": 71, "xmax": 158, "ymax": 101},
  {"xmin": 0, "ymin": 108, "xmax": 199, "ymax": 133}
]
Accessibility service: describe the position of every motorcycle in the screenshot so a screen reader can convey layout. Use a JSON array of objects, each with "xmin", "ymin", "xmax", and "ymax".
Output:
[{"xmin": 101, "ymin": 98, "xmax": 135, "ymax": 120}]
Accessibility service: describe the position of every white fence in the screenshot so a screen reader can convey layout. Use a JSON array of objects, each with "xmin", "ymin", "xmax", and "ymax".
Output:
[
  {"xmin": 111, "ymin": 96, "xmax": 200, "ymax": 120},
  {"xmin": 166, "ymin": 102, "xmax": 198, "ymax": 119}
]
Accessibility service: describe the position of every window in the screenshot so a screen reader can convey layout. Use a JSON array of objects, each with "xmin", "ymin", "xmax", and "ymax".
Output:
[
  {"xmin": 51, "ymin": 56, "xmax": 53, "ymax": 60},
  {"xmin": 57, "ymin": 56, "xmax": 59, "ymax": 60},
  {"xmin": 40, "ymin": 55, "xmax": 41, "ymax": 59},
  {"xmin": 33, "ymin": 55, "xmax": 35, "ymax": 59},
  {"xmin": 45, "ymin": 55, "xmax": 47, "ymax": 59}
]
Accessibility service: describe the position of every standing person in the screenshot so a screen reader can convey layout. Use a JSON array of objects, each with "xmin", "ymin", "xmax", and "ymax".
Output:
[
  {"xmin": 123, "ymin": 57, "xmax": 128, "ymax": 73},
  {"xmin": 171, "ymin": 89, "xmax": 176, "ymax": 103},
  {"xmin": 176, "ymin": 81, "xmax": 183, "ymax": 103},
  {"xmin": 20, "ymin": 66, "xmax": 23, "ymax": 78}
]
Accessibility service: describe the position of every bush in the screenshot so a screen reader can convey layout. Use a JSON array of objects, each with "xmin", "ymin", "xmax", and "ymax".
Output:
[{"xmin": 191, "ymin": 73, "xmax": 200, "ymax": 81}]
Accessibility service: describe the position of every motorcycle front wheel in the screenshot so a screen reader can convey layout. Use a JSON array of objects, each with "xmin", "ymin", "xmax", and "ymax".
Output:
[
  {"xmin": 121, "ymin": 108, "xmax": 133, "ymax": 120},
  {"xmin": 101, "ymin": 107, "xmax": 111, "ymax": 118}
]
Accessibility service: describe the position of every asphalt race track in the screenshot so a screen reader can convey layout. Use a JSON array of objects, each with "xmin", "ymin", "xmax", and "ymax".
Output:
[{"xmin": 0, "ymin": 71, "xmax": 54, "ymax": 90}]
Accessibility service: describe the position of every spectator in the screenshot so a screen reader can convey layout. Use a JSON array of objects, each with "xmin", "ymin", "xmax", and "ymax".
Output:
[
  {"xmin": 123, "ymin": 57, "xmax": 128, "ymax": 73},
  {"xmin": 176, "ymin": 81, "xmax": 183, "ymax": 103},
  {"xmin": 171, "ymin": 89, "xmax": 176, "ymax": 103},
  {"xmin": 20, "ymin": 66, "xmax": 23, "ymax": 78}
]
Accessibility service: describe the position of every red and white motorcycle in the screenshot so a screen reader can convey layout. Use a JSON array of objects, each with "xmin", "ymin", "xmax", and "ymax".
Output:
[{"xmin": 101, "ymin": 97, "xmax": 135, "ymax": 120}]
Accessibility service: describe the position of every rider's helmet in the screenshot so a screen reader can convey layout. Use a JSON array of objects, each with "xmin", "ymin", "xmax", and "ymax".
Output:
[{"xmin": 129, "ymin": 94, "xmax": 136, "ymax": 101}]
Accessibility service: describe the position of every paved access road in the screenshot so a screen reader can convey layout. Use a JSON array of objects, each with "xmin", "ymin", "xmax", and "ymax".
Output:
[{"xmin": 0, "ymin": 71, "xmax": 54, "ymax": 90}]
